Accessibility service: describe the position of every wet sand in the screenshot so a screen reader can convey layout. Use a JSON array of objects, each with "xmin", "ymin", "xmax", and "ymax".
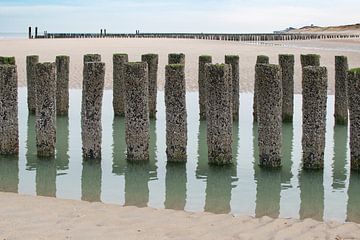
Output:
[
  {"xmin": 0, "ymin": 38, "xmax": 360, "ymax": 93},
  {"xmin": 1, "ymin": 192, "xmax": 359, "ymax": 240}
]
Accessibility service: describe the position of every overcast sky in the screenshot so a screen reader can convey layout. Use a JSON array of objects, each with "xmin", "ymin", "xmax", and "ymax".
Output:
[{"xmin": 0, "ymin": 0, "xmax": 359, "ymax": 33}]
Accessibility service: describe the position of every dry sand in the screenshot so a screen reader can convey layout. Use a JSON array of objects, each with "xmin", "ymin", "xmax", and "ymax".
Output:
[
  {"xmin": 1, "ymin": 192, "xmax": 359, "ymax": 240},
  {"xmin": 0, "ymin": 38, "xmax": 360, "ymax": 93}
]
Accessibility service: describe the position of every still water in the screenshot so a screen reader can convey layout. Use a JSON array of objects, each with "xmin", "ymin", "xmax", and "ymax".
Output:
[{"xmin": 0, "ymin": 88, "xmax": 359, "ymax": 223}]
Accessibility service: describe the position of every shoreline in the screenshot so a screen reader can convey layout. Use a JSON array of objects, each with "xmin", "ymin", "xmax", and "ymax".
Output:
[{"xmin": 1, "ymin": 192, "xmax": 359, "ymax": 239}]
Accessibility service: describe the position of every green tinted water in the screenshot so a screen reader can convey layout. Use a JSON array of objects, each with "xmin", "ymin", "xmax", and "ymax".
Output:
[{"xmin": 0, "ymin": 88, "xmax": 359, "ymax": 223}]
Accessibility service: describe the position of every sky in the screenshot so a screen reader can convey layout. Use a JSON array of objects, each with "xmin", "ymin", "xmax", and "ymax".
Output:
[{"xmin": 0, "ymin": 0, "xmax": 359, "ymax": 34}]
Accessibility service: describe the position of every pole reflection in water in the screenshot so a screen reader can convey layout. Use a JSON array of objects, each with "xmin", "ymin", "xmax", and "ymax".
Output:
[
  {"xmin": 253, "ymin": 122, "xmax": 281, "ymax": 218},
  {"xmin": 0, "ymin": 156, "xmax": 19, "ymax": 193},
  {"xmin": 56, "ymin": 116, "xmax": 70, "ymax": 173},
  {"xmin": 196, "ymin": 120, "xmax": 237, "ymax": 214},
  {"xmin": 81, "ymin": 160, "xmax": 102, "ymax": 202},
  {"xmin": 36, "ymin": 158, "xmax": 56, "ymax": 197},
  {"xmin": 332, "ymin": 125, "xmax": 348, "ymax": 190},
  {"xmin": 299, "ymin": 169, "xmax": 324, "ymax": 221},
  {"xmin": 124, "ymin": 161, "xmax": 150, "ymax": 207},
  {"xmin": 26, "ymin": 115, "xmax": 37, "ymax": 170},
  {"xmin": 26, "ymin": 114, "xmax": 57, "ymax": 197},
  {"xmin": 112, "ymin": 117, "xmax": 126, "ymax": 176},
  {"xmin": 205, "ymin": 165, "xmax": 235, "ymax": 214},
  {"xmin": 346, "ymin": 171, "xmax": 360, "ymax": 223},
  {"xmin": 165, "ymin": 162, "xmax": 187, "ymax": 210},
  {"xmin": 281, "ymin": 123, "xmax": 294, "ymax": 188},
  {"xmin": 112, "ymin": 117, "xmax": 157, "ymax": 207}
]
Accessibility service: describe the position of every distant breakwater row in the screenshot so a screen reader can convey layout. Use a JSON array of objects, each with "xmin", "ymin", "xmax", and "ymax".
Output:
[{"xmin": 27, "ymin": 27, "xmax": 360, "ymax": 41}]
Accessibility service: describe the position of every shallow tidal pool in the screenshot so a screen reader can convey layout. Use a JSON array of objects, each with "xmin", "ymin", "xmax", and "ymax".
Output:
[{"xmin": 0, "ymin": 88, "xmax": 359, "ymax": 223}]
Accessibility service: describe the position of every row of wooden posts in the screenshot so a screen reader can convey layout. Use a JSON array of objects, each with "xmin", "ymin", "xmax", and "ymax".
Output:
[
  {"xmin": 0, "ymin": 54, "xmax": 359, "ymax": 170},
  {"xmin": 32, "ymin": 30, "xmax": 360, "ymax": 42}
]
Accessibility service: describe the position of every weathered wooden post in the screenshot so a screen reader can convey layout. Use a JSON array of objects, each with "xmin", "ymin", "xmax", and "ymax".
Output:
[
  {"xmin": 28, "ymin": 27, "xmax": 32, "ymax": 39},
  {"xmin": 253, "ymin": 55, "xmax": 269, "ymax": 122},
  {"xmin": 165, "ymin": 64, "xmax": 187, "ymax": 162},
  {"xmin": 205, "ymin": 63, "xmax": 232, "ymax": 165},
  {"xmin": 35, "ymin": 62, "xmax": 56, "ymax": 157},
  {"xmin": 225, "ymin": 55, "xmax": 240, "ymax": 120},
  {"xmin": 198, "ymin": 55, "xmax": 212, "ymax": 120},
  {"xmin": 82, "ymin": 54, "xmax": 101, "ymax": 122},
  {"xmin": 81, "ymin": 61, "xmax": 105, "ymax": 159},
  {"xmin": 348, "ymin": 68, "xmax": 360, "ymax": 170},
  {"xmin": 168, "ymin": 53, "xmax": 185, "ymax": 64},
  {"xmin": 302, "ymin": 66, "xmax": 328, "ymax": 169},
  {"xmin": 0, "ymin": 64, "xmax": 18, "ymax": 155},
  {"xmin": 113, "ymin": 53, "xmax": 128, "ymax": 116},
  {"xmin": 279, "ymin": 54, "xmax": 295, "ymax": 122},
  {"xmin": 35, "ymin": 27, "xmax": 38, "ymax": 38},
  {"xmin": 26, "ymin": 55, "xmax": 39, "ymax": 113},
  {"xmin": 56, "ymin": 55, "xmax": 70, "ymax": 116},
  {"xmin": 300, "ymin": 54, "xmax": 320, "ymax": 68},
  {"xmin": 124, "ymin": 62, "xmax": 150, "ymax": 161},
  {"xmin": 256, "ymin": 64, "xmax": 282, "ymax": 167},
  {"xmin": 334, "ymin": 56, "xmax": 349, "ymax": 124},
  {"xmin": 142, "ymin": 54, "xmax": 159, "ymax": 119}
]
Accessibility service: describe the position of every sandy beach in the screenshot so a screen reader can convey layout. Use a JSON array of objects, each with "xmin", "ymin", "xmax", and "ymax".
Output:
[
  {"xmin": 1, "ymin": 37, "xmax": 360, "ymax": 238},
  {"xmin": 0, "ymin": 38, "xmax": 360, "ymax": 93},
  {"xmin": 0, "ymin": 192, "xmax": 359, "ymax": 240}
]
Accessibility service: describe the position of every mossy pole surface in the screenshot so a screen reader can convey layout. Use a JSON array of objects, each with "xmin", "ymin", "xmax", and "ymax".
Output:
[
  {"xmin": 0, "ymin": 57, "xmax": 16, "ymax": 65},
  {"xmin": 113, "ymin": 54, "xmax": 128, "ymax": 116},
  {"xmin": 81, "ymin": 62, "xmax": 105, "ymax": 159},
  {"xmin": 348, "ymin": 68, "xmax": 360, "ymax": 170},
  {"xmin": 279, "ymin": 54, "xmax": 295, "ymax": 122},
  {"xmin": 26, "ymin": 55, "xmax": 39, "ymax": 114},
  {"xmin": 0, "ymin": 65, "xmax": 18, "ymax": 155},
  {"xmin": 205, "ymin": 63, "xmax": 233, "ymax": 165},
  {"xmin": 35, "ymin": 62, "xmax": 56, "ymax": 157},
  {"xmin": 225, "ymin": 55, "xmax": 240, "ymax": 121},
  {"xmin": 56, "ymin": 55, "xmax": 70, "ymax": 116},
  {"xmin": 165, "ymin": 64, "xmax": 187, "ymax": 162},
  {"xmin": 198, "ymin": 55, "xmax": 212, "ymax": 120},
  {"xmin": 83, "ymin": 54, "xmax": 101, "ymax": 63},
  {"xmin": 256, "ymin": 64, "xmax": 282, "ymax": 167},
  {"xmin": 334, "ymin": 56, "xmax": 349, "ymax": 124},
  {"xmin": 142, "ymin": 54, "xmax": 159, "ymax": 119},
  {"xmin": 256, "ymin": 55, "xmax": 269, "ymax": 64},
  {"xmin": 253, "ymin": 55, "xmax": 269, "ymax": 122},
  {"xmin": 302, "ymin": 66, "xmax": 328, "ymax": 169},
  {"xmin": 124, "ymin": 62, "xmax": 150, "ymax": 161},
  {"xmin": 168, "ymin": 53, "xmax": 185, "ymax": 64},
  {"xmin": 300, "ymin": 54, "xmax": 320, "ymax": 68}
]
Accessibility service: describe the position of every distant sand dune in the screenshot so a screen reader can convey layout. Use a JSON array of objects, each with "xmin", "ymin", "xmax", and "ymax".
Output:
[{"xmin": 289, "ymin": 23, "xmax": 360, "ymax": 33}]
